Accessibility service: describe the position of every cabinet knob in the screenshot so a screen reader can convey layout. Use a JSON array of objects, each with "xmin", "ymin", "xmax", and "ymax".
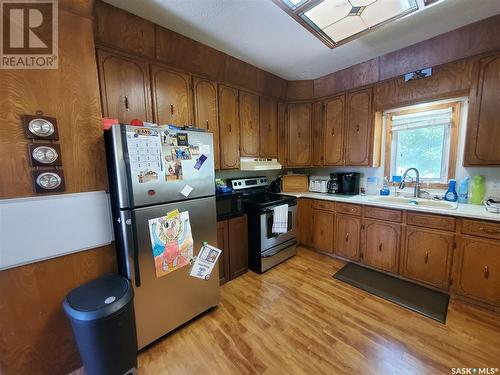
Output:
[
  {"xmin": 345, "ymin": 233, "xmax": 349, "ymax": 242},
  {"xmin": 378, "ymin": 243, "xmax": 382, "ymax": 252},
  {"xmin": 356, "ymin": 125, "xmax": 360, "ymax": 133},
  {"xmin": 484, "ymin": 265, "xmax": 489, "ymax": 279},
  {"xmin": 170, "ymin": 104, "xmax": 174, "ymax": 116},
  {"xmin": 124, "ymin": 95, "xmax": 129, "ymax": 111},
  {"xmin": 424, "ymin": 251, "xmax": 429, "ymax": 264},
  {"xmin": 205, "ymin": 119, "xmax": 209, "ymax": 129},
  {"xmin": 331, "ymin": 128, "xmax": 334, "ymax": 136}
]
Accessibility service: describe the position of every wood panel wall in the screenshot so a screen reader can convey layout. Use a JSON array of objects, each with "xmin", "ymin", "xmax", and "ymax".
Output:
[
  {"xmin": 93, "ymin": 1, "xmax": 287, "ymax": 99},
  {"xmin": 0, "ymin": 3, "xmax": 117, "ymax": 375}
]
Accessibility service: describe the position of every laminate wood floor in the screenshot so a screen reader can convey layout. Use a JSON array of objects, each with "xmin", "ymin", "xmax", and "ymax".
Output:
[{"xmin": 138, "ymin": 247, "xmax": 500, "ymax": 375}]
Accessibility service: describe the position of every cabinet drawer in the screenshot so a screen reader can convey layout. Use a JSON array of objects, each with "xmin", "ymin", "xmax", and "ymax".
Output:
[
  {"xmin": 336, "ymin": 203, "xmax": 361, "ymax": 216},
  {"xmin": 364, "ymin": 206, "xmax": 402, "ymax": 223},
  {"xmin": 312, "ymin": 200, "xmax": 335, "ymax": 211},
  {"xmin": 406, "ymin": 212, "xmax": 456, "ymax": 231},
  {"xmin": 462, "ymin": 219, "xmax": 500, "ymax": 240}
]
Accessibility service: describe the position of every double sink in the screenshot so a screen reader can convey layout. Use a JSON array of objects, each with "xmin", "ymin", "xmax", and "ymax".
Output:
[{"xmin": 368, "ymin": 196, "xmax": 458, "ymax": 210}]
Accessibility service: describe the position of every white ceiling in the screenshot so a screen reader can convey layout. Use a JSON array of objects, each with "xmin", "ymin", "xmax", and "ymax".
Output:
[{"xmin": 103, "ymin": 0, "xmax": 500, "ymax": 80}]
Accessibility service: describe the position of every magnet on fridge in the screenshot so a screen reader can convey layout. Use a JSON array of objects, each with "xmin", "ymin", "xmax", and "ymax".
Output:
[
  {"xmin": 180, "ymin": 184, "xmax": 193, "ymax": 197},
  {"xmin": 176, "ymin": 133, "xmax": 188, "ymax": 146},
  {"xmin": 194, "ymin": 154, "xmax": 207, "ymax": 170}
]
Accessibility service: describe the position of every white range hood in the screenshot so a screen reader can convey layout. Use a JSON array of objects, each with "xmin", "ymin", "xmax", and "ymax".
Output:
[{"xmin": 239, "ymin": 157, "xmax": 282, "ymax": 171}]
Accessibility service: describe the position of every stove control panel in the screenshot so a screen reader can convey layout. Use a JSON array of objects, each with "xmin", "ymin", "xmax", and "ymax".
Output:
[{"xmin": 230, "ymin": 177, "xmax": 268, "ymax": 190}]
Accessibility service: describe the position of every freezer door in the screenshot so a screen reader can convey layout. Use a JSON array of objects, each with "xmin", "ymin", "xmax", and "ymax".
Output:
[
  {"xmin": 108, "ymin": 125, "xmax": 216, "ymax": 209},
  {"xmin": 128, "ymin": 196, "xmax": 219, "ymax": 349}
]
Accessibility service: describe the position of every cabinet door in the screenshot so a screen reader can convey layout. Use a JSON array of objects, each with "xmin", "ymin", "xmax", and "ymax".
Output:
[
  {"xmin": 287, "ymin": 103, "xmax": 312, "ymax": 166},
  {"xmin": 324, "ymin": 95, "xmax": 345, "ymax": 166},
  {"xmin": 334, "ymin": 214, "xmax": 360, "ymax": 260},
  {"xmin": 298, "ymin": 198, "xmax": 313, "ymax": 246},
  {"xmin": 218, "ymin": 85, "xmax": 240, "ymax": 169},
  {"xmin": 464, "ymin": 54, "xmax": 500, "ymax": 165},
  {"xmin": 239, "ymin": 91, "xmax": 260, "ymax": 157},
  {"xmin": 345, "ymin": 88, "xmax": 373, "ymax": 166},
  {"xmin": 277, "ymin": 101, "xmax": 287, "ymax": 166},
  {"xmin": 260, "ymin": 97, "xmax": 278, "ymax": 157},
  {"xmin": 97, "ymin": 49, "xmax": 151, "ymax": 123},
  {"xmin": 312, "ymin": 209, "xmax": 333, "ymax": 252},
  {"xmin": 455, "ymin": 236, "xmax": 500, "ymax": 306},
  {"xmin": 361, "ymin": 219, "xmax": 400, "ymax": 273},
  {"xmin": 401, "ymin": 227, "xmax": 454, "ymax": 290},
  {"xmin": 217, "ymin": 220, "xmax": 230, "ymax": 285},
  {"xmin": 312, "ymin": 102, "xmax": 324, "ymax": 166},
  {"xmin": 228, "ymin": 215, "xmax": 249, "ymax": 279},
  {"xmin": 193, "ymin": 77, "xmax": 220, "ymax": 169},
  {"xmin": 150, "ymin": 65, "xmax": 192, "ymax": 126}
]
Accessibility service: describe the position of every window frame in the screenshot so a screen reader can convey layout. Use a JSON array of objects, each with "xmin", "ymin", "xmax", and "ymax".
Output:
[{"xmin": 384, "ymin": 101, "xmax": 461, "ymax": 188}]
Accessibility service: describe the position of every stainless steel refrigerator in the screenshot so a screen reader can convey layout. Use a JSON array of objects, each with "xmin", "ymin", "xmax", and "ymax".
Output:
[{"xmin": 105, "ymin": 124, "xmax": 219, "ymax": 349}]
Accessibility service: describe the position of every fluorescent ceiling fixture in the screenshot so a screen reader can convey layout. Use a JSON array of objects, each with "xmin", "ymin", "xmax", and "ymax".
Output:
[{"xmin": 274, "ymin": 0, "xmax": 422, "ymax": 48}]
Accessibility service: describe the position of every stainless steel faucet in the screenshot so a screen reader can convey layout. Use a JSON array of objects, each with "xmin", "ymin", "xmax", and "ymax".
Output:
[{"xmin": 399, "ymin": 167, "xmax": 421, "ymax": 198}]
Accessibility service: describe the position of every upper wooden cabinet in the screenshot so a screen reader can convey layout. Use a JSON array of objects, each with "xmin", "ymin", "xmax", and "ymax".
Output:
[
  {"xmin": 193, "ymin": 77, "xmax": 220, "ymax": 169},
  {"xmin": 239, "ymin": 91, "xmax": 260, "ymax": 157},
  {"xmin": 323, "ymin": 95, "xmax": 345, "ymax": 166},
  {"xmin": 361, "ymin": 219, "xmax": 400, "ymax": 274},
  {"xmin": 97, "ymin": 49, "xmax": 151, "ymax": 123},
  {"xmin": 287, "ymin": 103, "xmax": 312, "ymax": 167},
  {"xmin": 150, "ymin": 65, "xmax": 192, "ymax": 126},
  {"xmin": 311, "ymin": 102, "xmax": 324, "ymax": 166},
  {"xmin": 277, "ymin": 101, "xmax": 287, "ymax": 167},
  {"xmin": 345, "ymin": 88, "xmax": 373, "ymax": 166},
  {"xmin": 464, "ymin": 53, "xmax": 500, "ymax": 165},
  {"xmin": 218, "ymin": 85, "xmax": 240, "ymax": 169},
  {"xmin": 260, "ymin": 97, "xmax": 279, "ymax": 158}
]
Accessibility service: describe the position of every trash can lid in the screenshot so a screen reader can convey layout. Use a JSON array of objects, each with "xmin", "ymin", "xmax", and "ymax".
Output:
[{"xmin": 63, "ymin": 274, "xmax": 134, "ymax": 321}]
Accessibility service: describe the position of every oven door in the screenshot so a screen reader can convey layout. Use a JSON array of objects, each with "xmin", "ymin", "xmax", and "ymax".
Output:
[{"xmin": 259, "ymin": 203, "xmax": 297, "ymax": 251}]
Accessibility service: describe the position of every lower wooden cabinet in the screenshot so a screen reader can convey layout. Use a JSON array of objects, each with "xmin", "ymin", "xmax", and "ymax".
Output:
[
  {"xmin": 334, "ymin": 213, "xmax": 360, "ymax": 260},
  {"xmin": 298, "ymin": 198, "xmax": 313, "ymax": 246},
  {"xmin": 401, "ymin": 227, "xmax": 454, "ymax": 290},
  {"xmin": 361, "ymin": 219, "xmax": 400, "ymax": 273},
  {"xmin": 312, "ymin": 209, "xmax": 333, "ymax": 252},
  {"xmin": 454, "ymin": 236, "xmax": 500, "ymax": 306},
  {"xmin": 216, "ymin": 215, "xmax": 248, "ymax": 285}
]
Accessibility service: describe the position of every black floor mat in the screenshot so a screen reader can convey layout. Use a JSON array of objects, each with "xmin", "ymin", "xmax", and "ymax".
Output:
[{"xmin": 333, "ymin": 263, "xmax": 449, "ymax": 323}]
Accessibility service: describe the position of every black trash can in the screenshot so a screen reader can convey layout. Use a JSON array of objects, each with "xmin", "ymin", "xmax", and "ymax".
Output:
[{"xmin": 63, "ymin": 274, "xmax": 137, "ymax": 375}]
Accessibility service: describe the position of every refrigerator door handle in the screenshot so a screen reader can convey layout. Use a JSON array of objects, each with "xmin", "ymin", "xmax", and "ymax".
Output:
[{"xmin": 130, "ymin": 211, "xmax": 141, "ymax": 287}]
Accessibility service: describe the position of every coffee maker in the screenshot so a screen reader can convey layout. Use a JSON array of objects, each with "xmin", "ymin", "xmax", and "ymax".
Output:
[{"xmin": 327, "ymin": 172, "xmax": 360, "ymax": 195}]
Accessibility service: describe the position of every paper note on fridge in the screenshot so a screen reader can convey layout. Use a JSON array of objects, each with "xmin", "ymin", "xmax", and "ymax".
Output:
[
  {"xmin": 190, "ymin": 244, "xmax": 222, "ymax": 280},
  {"xmin": 180, "ymin": 184, "xmax": 193, "ymax": 197}
]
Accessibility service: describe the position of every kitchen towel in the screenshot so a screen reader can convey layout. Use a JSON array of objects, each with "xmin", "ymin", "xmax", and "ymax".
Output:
[{"xmin": 272, "ymin": 204, "xmax": 288, "ymax": 234}]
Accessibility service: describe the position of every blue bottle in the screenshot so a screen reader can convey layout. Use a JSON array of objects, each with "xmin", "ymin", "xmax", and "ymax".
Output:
[
  {"xmin": 458, "ymin": 177, "xmax": 470, "ymax": 204},
  {"xmin": 444, "ymin": 179, "xmax": 458, "ymax": 202}
]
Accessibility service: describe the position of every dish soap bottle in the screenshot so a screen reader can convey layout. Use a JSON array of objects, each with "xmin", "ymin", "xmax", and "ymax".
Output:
[
  {"xmin": 457, "ymin": 177, "xmax": 470, "ymax": 204},
  {"xmin": 380, "ymin": 176, "xmax": 390, "ymax": 196},
  {"xmin": 444, "ymin": 179, "xmax": 458, "ymax": 202},
  {"xmin": 469, "ymin": 175, "xmax": 485, "ymax": 205}
]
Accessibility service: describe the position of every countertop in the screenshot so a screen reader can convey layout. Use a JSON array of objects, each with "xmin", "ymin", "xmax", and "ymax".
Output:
[{"xmin": 282, "ymin": 192, "xmax": 500, "ymax": 223}]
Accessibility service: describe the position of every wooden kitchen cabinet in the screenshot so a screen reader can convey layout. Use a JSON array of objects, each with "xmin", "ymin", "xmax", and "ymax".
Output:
[
  {"xmin": 298, "ymin": 198, "xmax": 313, "ymax": 246},
  {"xmin": 311, "ymin": 102, "xmax": 324, "ymax": 166},
  {"xmin": 260, "ymin": 96, "xmax": 278, "ymax": 157},
  {"xmin": 97, "ymin": 49, "xmax": 151, "ymax": 123},
  {"xmin": 277, "ymin": 101, "xmax": 287, "ymax": 166},
  {"xmin": 401, "ymin": 227, "xmax": 454, "ymax": 290},
  {"xmin": 345, "ymin": 87, "xmax": 373, "ymax": 166},
  {"xmin": 217, "ymin": 215, "xmax": 248, "ymax": 285},
  {"xmin": 218, "ymin": 85, "xmax": 240, "ymax": 169},
  {"xmin": 323, "ymin": 95, "xmax": 345, "ymax": 166},
  {"xmin": 361, "ymin": 219, "xmax": 400, "ymax": 274},
  {"xmin": 454, "ymin": 236, "xmax": 500, "ymax": 306},
  {"xmin": 239, "ymin": 91, "xmax": 260, "ymax": 157},
  {"xmin": 287, "ymin": 103, "xmax": 312, "ymax": 167},
  {"xmin": 193, "ymin": 77, "xmax": 220, "ymax": 169},
  {"xmin": 228, "ymin": 215, "xmax": 249, "ymax": 279},
  {"xmin": 150, "ymin": 64, "xmax": 192, "ymax": 126},
  {"xmin": 464, "ymin": 52, "xmax": 500, "ymax": 165},
  {"xmin": 334, "ymin": 214, "xmax": 360, "ymax": 260},
  {"xmin": 311, "ymin": 209, "xmax": 334, "ymax": 252}
]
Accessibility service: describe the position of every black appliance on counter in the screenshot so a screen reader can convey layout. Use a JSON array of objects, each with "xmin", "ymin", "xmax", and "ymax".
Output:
[
  {"xmin": 327, "ymin": 172, "xmax": 360, "ymax": 195},
  {"xmin": 225, "ymin": 177, "xmax": 298, "ymax": 273}
]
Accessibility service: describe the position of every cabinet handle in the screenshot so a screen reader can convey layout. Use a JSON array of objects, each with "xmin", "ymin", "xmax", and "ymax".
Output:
[
  {"xmin": 479, "ymin": 227, "xmax": 500, "ymax": 235},
  {"xmin": 298, "ymin": 131, "xmax": 301, "ymax": 138},
  {"xmin": 424, "ymin": 251, "xmax": 429, "ymax": 264},
  {"xmin": 228, "ymin": 122, "xmax": 232, "ymax": 132},
  {"xmin": 356, "ymin": 125, "xmax": 360, "ymax": 133},
  {"xmin": 124, "ymin": 95, "xmax": 129, "ymax": 111},
  {"xmin": 268, "ymin": 122, "xmax": 271, "ymax": 131},
  {"xmin": 345, "ymin": 233, "xmax": 349, "ymax": 242},
  {"xmin": 484, "ymin": 266, "xmax": 489, "ymax": 279},
  {"xmin": 331, "ymin": 128, "xmax": 335, "ymax": 136},
  {"xmin": 170, "ymin": 104, "xmax": 174, "ymax": 116},
  {"xmin": 206, "ymin": 120, "xmax": 209, "ymax": 129},
  {"xmin": 378, "ymin": 243, "xmax": 382, "ymax": 252}
]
